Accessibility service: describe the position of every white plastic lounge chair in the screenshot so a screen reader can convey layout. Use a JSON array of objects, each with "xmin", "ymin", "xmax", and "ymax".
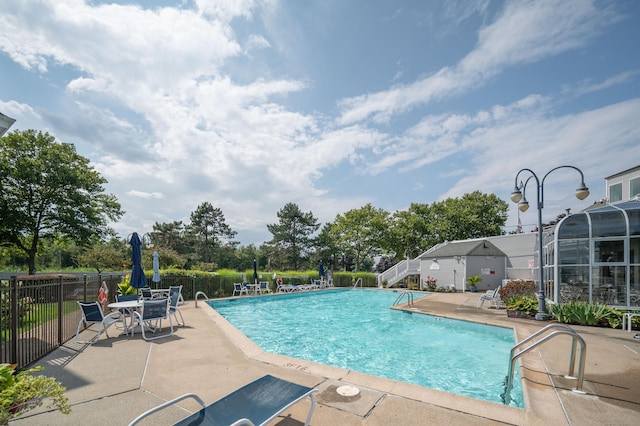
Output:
[
  {"xmin": 233, "ymin": 283, "xmax": 248, "ymax": 296},
  {"xmin": 134, "ymin": 298, "xmax": 173, "ymax": 341},
  {"xmin": 476, "ymin": 288, "xmax": 498, "ymax": 308},
  {"xmin": 75, "ymin": 301, "xmax": 125, "ymax": 344},
  {"xmin": 129, "ymin": 374, "xmax": 317, "ymax": 426},
  {"xmin": 169, "ymin": 291, "xmax": 185, "ymax": 326}
]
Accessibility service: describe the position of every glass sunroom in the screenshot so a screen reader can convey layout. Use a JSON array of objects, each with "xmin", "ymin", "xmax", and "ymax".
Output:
[{"xmin": 544, "ymin": 200, "xmax": 640, "ymax": 309}]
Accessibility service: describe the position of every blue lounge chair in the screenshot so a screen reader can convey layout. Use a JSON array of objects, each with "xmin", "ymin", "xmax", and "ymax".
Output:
[{"xmin": 129, "ymin": 374, "xmax": 317, "ymax": 426}]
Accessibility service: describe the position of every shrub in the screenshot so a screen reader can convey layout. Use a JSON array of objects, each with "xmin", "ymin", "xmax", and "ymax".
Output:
[
  {"xmin": 498, "ymin": 280, "xmax": 536, "ymax": 301},
  {"xmin": 549, "ymin": 302, "xmax": 623, "ymax": 328},
  {"xmin": 0, "ymin": 364, "xmax": 70, "ymax": 423},
  {"xmin": 506, "ymin": 296, "xmax": 538, "ymax": 316}
]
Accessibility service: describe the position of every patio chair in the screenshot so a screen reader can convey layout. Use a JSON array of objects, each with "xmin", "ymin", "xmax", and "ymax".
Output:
[
  {"xmin": 76, "ymin": 301, "xmax": 125, "ymax": 344},
  {"xmin": 140, "ymin": 287, "xmax": 154, "ymax": 300},
  {"xmin": 257, "ymin": 281, "xmax": 271, "ymax": 295},
  {"xmin": 128, "ymin": 374, "xmax": 317, "ymax": 426},
  {"xmin": 169, "ymin": 291, "xmax": 185, "ymax": 326},
  {"xmin": 168, "ymin": 285, "xmax": 184, "ymax": 305},
  {"xmin": 233, "ymin": 282, "xmax": 248, "ymax": 296},
  {"xmin": 134, "ymin": 298, "xmax": 173, "ymax": 341}
]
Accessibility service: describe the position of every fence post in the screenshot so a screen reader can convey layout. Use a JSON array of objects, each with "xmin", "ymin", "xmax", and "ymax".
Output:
[
  {"xmin": 83, "ymin": 274, "xmax": 88, "ymax": 302},
  {"xmin": 10, "ymin": 276, "xmax": 18, "ymax": 364},
  {"xmin": 58, "ymin": 274, "xmax": 64, "ymax": 345}
]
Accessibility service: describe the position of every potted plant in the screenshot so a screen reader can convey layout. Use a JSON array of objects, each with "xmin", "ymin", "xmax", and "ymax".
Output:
[
  {"xmin": 118, "ymin": 274, "xmax": 137, "ymax": 295},
  {"xmin": 466, "ymin": 275, "xmax": 482, "ymax": 292},
  {"xmin": 0, "ymin": 364, "xmax": 70, "ymax": 424}
]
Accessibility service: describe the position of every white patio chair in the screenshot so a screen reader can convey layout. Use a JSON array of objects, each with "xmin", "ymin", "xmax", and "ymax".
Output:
[
  {"xmin": 76, "ymin": 301, "xmax": 125, "ymax": 344},
  {"xmin": 134, "ymin": 298, "xmax": 173, "ymax": 341},
  {"xmin": 233, "ymin": 282, "xmax": 248, "ymax": 296},
  {"xmin": 169, "ymin": 291, "xmax": 185, "ymax": 326}
]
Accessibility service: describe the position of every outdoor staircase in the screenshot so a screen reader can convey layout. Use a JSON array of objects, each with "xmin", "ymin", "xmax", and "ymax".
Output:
[{"xmin": 378, "ymin": 259, "xmax": 421, "ymax": 288}]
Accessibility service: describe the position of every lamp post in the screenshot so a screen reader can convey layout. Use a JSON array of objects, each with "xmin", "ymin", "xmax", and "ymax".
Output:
[{"xmin": 510, "ymin": 166, "xmax": 589, "ymax": 320}]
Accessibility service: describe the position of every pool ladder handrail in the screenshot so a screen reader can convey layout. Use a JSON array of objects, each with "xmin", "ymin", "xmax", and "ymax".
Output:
[
  {"xmin": 194, "ymin": 291, "xmax": 209, "ymax": 308},
  {"xmin": 353, "ymin": 277, "xmax": 362, "ymax": 288},
  {"xmin": 503, "ymin": 323, "xmax": 586, "ymax": 405},
  {"xmin": 392, "ymin": 290, "xmax": 414, "ymax": 307}
]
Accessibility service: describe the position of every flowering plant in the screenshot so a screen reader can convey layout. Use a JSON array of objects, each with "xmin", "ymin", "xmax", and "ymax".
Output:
[{"xmin": 423, "ymin": 276, "xmax": 437, "ymax": 291}]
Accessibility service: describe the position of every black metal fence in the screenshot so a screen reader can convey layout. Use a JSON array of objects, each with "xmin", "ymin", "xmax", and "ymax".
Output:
[{"xmin": 0, "ymin": 274, "xmax": 124, "ymax": 367}]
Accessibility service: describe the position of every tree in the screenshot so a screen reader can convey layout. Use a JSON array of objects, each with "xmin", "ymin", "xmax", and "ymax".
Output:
[
  {"xmin": 78, "ymin": 241, "xmax": 126, "ymax": 273},
  {"xmin": 330, "ymin": 204, "xmax": 389, "ymax": 272},
  {"xmin": 186, "ymin": 202, "xmax": 237, "ymax": 264},
  {"xmin": 266, "ymin": 203, "xmax": 319, "ymax": 270},
  {"xmin": 0, "ymin": 130, "xmax": 123, "ymax": 274},
  {"xmin": 151, "ymin": 221, "xmax": 185, "ymax": 251},
  {"xmin": 386, "ymin": 191, "xmax": 509, "ymax": 258}
]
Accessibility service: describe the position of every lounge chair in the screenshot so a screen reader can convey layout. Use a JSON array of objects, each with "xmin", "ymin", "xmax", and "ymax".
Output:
[
  {"xmin": 75, "ymin": 301, "xmax": 125, "ymax": 344},
  {"xmin": 134, "ymin": 298, "xmax": 173, "ymax": 341},
  {"xmin": 476, "ymin": 288, "xmax": 498, "ymax": 308},
  {"xmin": 129, "ymin": 374, "xmax": 317, "ymax": 426}
]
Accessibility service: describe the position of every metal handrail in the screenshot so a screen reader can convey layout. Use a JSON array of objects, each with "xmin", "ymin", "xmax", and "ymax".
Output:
[
  {"xmin": 392, "ymin": 291, "xmax": 414, "ymax": 307},
  {"xmin": 503, "ymin": 323, "xmax": 586, "ymax": 404},
  {"xmin": 194, "ymin": 291, "xmax": 209, "ymax": 308},
  {"xmin": 353, "ymin": 277, "xmax": 363, "ymax": 288}
]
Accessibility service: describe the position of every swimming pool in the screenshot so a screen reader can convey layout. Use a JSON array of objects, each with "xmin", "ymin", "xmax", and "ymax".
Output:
[{"xmin": 210, "ymin": 289, "xmax": 524, "ymax": 407}]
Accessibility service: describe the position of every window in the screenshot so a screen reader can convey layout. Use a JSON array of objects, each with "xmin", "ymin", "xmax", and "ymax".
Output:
[
  {"xmin": 557, "ymin": 214, "xmax": 589, "ymax": 239},
  {"xmin": 631, "ymin": 177, "xmax": 640, "ymax": 199},
  {"xmin": 591, "ymin": 210, "xmax": 626, "ymax": 237},
  {"xmin": 594, "ymin": 240, "xmax": 625, "ymax": 263},
  {"xmin": 609, "ymin": 182, "xmax": 622, "ymax": 202}
]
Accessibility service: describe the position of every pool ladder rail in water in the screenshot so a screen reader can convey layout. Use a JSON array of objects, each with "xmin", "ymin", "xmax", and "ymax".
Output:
[
  {"xmin": 392, "ymin": 290, "xmax": 414, "ymax": 307},
  {"xmin": 501, "ymin": 323, "xmax": 587, "ymax": 405}
]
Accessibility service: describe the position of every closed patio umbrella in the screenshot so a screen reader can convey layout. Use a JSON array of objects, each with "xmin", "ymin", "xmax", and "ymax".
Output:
[
  {"xmin": 128, "ymin": 232, "xmax": 147, "ymax": 290},
  {"xmin": 253, "ymin": 258, "xmax": 258, "ymax": 284},
  {"xmin": 152, "ymin": 251, "xmax": 160, "ymax": 287},
  {"xmin": 319, "ymin": 260, "xmax": 325, "ymax": 282}
]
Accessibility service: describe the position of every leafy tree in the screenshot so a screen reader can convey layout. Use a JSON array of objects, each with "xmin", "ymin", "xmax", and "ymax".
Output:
[
  {"xmin": 266, "ymin": 203, "xmax": 319, "ymax": 270},
  {"xmin": 330, "ymin": 204, "xmax": 389, "ymax": 272},
  {"xmin": 151, "ymin": 221, "xmax": 186, "ymax": 254},
  {"xmin": 386, "ymin": 191, "xmax": 509, "ymax": 258},
  {"xmin": 313, "ymin": 223, "xmax": 341, "ymax": 270},
  {"xmin": 78, "ymin": 241, "xmax": 126, "ymax": 273},
  {"xmin": 0, "ymin": 130, "xmax": 123, "ymax": 274},
  {"xmin": 186, "ymin": 202, "xmax": 237, "ymax": 264}
]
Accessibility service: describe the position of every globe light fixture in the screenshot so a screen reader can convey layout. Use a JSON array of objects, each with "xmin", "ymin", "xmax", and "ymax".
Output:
[{"xmin": 511, "ymin": 166, "xmax": 589, "ymax": 320}]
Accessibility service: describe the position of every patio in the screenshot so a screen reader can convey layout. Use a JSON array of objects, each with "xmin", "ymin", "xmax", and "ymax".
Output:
[{"xmin": 11, "ymin": 291, "xmax": 640, "ymax": 425}]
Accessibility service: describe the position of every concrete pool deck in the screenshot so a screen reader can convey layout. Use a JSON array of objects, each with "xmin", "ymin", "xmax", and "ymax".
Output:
[{"xmin": 11, "ymin": 290, "xmax": 640, "ymax": 425}]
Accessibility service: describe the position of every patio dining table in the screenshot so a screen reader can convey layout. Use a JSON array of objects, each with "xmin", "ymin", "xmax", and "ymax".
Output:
[{"xmin": 108, "ymin": 300, "xmax": 142, "ymax": 335}]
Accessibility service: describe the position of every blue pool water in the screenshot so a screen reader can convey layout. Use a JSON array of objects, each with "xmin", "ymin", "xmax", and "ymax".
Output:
[{"xmin": 210, "ymin": 289, "xmax": 523, "ymax": 407}]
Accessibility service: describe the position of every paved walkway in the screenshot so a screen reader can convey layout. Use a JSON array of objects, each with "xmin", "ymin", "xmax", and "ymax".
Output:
[{"xmin": 10, "ymin": 291, "xmax": 640, "ymax": 425}]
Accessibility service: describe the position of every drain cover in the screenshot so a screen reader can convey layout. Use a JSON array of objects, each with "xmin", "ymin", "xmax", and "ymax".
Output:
[{"xmin": 336, "ymin": 385, "xmax": 360, "ymax": 397}]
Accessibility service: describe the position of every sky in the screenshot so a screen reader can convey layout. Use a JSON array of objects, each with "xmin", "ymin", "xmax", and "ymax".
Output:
[{"xmin": 1, "ymin": 0, "xmax": 640, "ymax": 246}]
